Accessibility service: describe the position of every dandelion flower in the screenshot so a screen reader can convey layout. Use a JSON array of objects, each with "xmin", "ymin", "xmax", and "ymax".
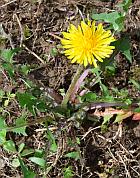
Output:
[{"xmin": 61, "ymin": 20, "xmax": 115, "ymax": 67}]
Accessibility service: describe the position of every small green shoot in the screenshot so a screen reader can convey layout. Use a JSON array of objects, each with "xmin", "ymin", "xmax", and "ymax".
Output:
[
  {"xmin": 63, "ymin": 166, "xmax": 74, "ymax": 178},
  {"xmin": 65, "ymin": 151, "xmax": 80, "ymax": 160},
  {"xmin": 29, "ymin": 157, "xmax": 46, "ymax": 168}
]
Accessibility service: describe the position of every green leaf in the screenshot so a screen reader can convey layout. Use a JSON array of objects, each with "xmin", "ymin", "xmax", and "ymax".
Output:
[
  {"xmin": 13, "ymin": 116, "xmax": 27, "ymax": 136},
  {"xmin": 0, "ymin": 90, "xmax": 5, "ymax": 99},
  {"xmin": 24, "ymin": 169, "xmax": 36, "ymax": 178},
  {"xmin": 76, "ymin": 137, "xmax": 80, "ymax": 145},
  {"xmin": 123, "ymin": 0, "xmax": 132, "ymax": 11},
  {"xmin": 134, "ymin": 108, "xmax": 140, "ymax": 113},
  {"xmin": 18, "ymin": 143, "xmax": 25, "ymax": 153},
  {"xmin": 102, "ymin": 114, "xmax": 114, "ymax": 125},
  {"xmin": 2, "ymin": 63, "xmax": 15, "ymax": 77},
  {"xmin": 17, "ymin": 92, "xmax": 36, "ymax": 107},
  {"xmin": 0, "ymin": 24, "xmax": 9, "ymax": 39},
  {"xmin": 0, "ymin": 48, "xmax": 21, "ymax": 78},
  {"xmin": 106, "ymin": 65, "xmax": 115, "ymax": 73},
  {"xmin": 20, "ymin": 149, "xmax": 35, "ymax": 157},
  {"xmin": 12, "ymin": 158, "xmax": 20, "ymax": 168},
  {"xmin": 51, "ymin": 142, "xmax": 58, "ymax": 152},
  {"xmin": 0, "ymin": 49, "xmax": 14, "ymax": 63},
  {"xmin": 18, "ymin": 157, "xmax": 36, "ymax": 178},
  {"xmin": 115, "ymin": 16, "xmax": 125, "ymax": 32},
  {"xmin": 23, "ymin": 25, "xmax": 31, "ymax": 38},
  {"xmin": 103, "ymin": 95, "xmax": 114, "ymax": 102},
  {"xmin": 124, "ymin": 98, "xmax": 132, "ymax": 105},
  {"xmin": 0, "ymin": 117, "xmax": 7, "ymax": 144},
  {"xmin": 115, "ymin": 37, "xmax": 132, "ymax": 63},
  {"xmin": 50, "ymin": 48, "xmax": 58, "ymax": 57},
  {"xmin": 0, "ymin": 117, "xmax": 7, "ymax": 128},
  {"xmin": 34, "ymin": 149, "xmax": 44, "ymax": 158},
  {"xmin": 3, "ymin": 140, "xmax": 16, "ymax": 152},
  {"xmin": 123, "ymin": 49, "xmax": 132, "ymax": 63},
  {"xmin": 90, "ymin": 67, "xmax": 101, "ymax": 75},
  {"xmin": 0, "ymin": 129, "xmax": 6, "ymax": 144},
  {"xmin": 46, "ymin": 129, "xmax": 57, "ymax": 152},
  {"xmin": 63, "ymin": 166, "xmax": 74, "ymax": 178},
  {"xmin": 4, "ymin": 99, "xmax": 9, "ymax": 107},
  {"xmin": 17, "ymin": 92, "xmax": 37, "ymax": 114},
  {"xmin": 29, "ymin": 157, "xmax": 46, "ymax": 168},
  {"xmin": 21, "ymin": 65, "xmax": 30, "ymax": 75},
  {"xmin": 118, "ymin": 0, "xmax": 132, "ymax": 12},
  {"xmin": 92, "ymin": 11, "xmax": 124, "ymax": 31},
  {"xmin": 92, "ymin": 11, "xmax": 120, "ymax": 24},
  {"xmin": 118, "ymin": 89, "xmax": 129, "ymax": 98},
  {"xmin": 36, "ymin": 100, "xmax": 47, "ymax": 112},
  {"xmin": 100, "ymin": 83, "xmax": 109, "ymax": 96},
  {"xmin": 65, "ymin": 151, "xmax": 80, "ymax": 160},
  {"xmin": 81, "ymin": 92, "xmax": 97, "ymax": 102},
  {"xmin": 129, "ymin": 79, "xmax": 140, "ymax": 90},
  {"xmin": 114, "ymin": 112, "xmax": 132, "ymax": 123},
  {"xmin": 9, "ymin": 93, "xmax": 15, "ymax": 98},
  {"xmin": 0, "ymin": 48, "xmax": 21, "ymax": 63}
]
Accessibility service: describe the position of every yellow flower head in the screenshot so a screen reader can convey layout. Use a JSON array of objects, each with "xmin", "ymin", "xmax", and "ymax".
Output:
[{"xmin": 61, "ymin": 20, "xmax": 115, "ymax": 67}]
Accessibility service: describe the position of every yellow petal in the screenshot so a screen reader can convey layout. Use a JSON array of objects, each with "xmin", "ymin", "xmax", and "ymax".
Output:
[
  {"xmin": 81, "ymin": 21, "xmax": 89, "ymax": 35},
  {"xmin": 84, "ymin": 57, "xmax": 88, "ymax": 67},
  {"xmin": 61, "ymin": 39, "xmax": 72, "ymax": 45},
  {"xmin": 61, "ymin": 20, "xmax": 115, "ymax": 67},
  {"xmin": 69, "ymin": 24, "xmax": 78, "ymax": 33},
  {"xmin": 91, "ymin": 55, "xmax": 97, "ymax": 67},
  {"xmin": 93, "ymin": 51, "xmax": 104, "ymax": 62}
]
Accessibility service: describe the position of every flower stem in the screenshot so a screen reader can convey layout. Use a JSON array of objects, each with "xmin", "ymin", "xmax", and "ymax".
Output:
[{"xmin": 61, "ymin": 64, "xmax": 83, "ymax": 108}]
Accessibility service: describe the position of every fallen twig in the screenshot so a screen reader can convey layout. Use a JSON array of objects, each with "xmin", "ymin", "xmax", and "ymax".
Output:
[
  {"xmin": 13, "ymin": 14, "xmax": 24, "ymax": 47},
  {"xmin": 0, "ymin": 0, "xmax": 17, "ymax": 8},
  {"xmin": 23, "ymin": 44, "xmax": 45, "ymax": 64}
]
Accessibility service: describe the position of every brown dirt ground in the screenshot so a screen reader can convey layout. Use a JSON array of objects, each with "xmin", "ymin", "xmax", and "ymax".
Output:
[{"xmin": 0, "ymin": 0, "xmax": 140, "ymax": 178}]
